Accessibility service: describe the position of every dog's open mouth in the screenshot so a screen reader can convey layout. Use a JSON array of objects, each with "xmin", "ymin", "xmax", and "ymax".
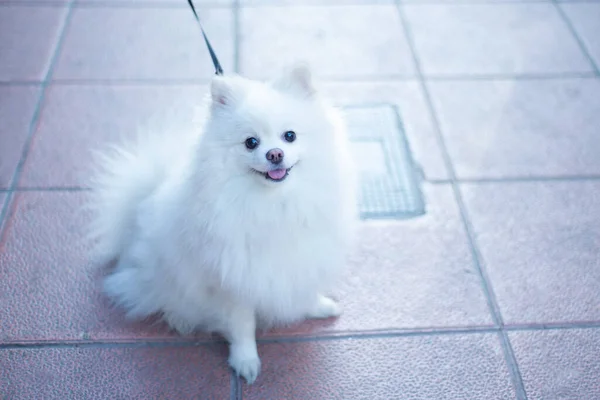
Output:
[
  {"xmin": 252, "ymin": 166, "xmax": 293, "ymax": 182},
  {"xmin": 266, "ymin": 168, "xmax": 289, "ymax": 182}
]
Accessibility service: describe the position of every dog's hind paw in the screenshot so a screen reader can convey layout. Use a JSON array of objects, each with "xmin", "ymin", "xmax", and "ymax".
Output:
[{"xmin": 306, "ymin": 295, "xmax": 341, "ymax": 319}]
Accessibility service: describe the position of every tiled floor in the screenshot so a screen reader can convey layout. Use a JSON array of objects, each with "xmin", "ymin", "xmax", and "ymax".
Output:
[{"xmin": 1, "ymin": 0, "xmax": 599, "ymax": 399}]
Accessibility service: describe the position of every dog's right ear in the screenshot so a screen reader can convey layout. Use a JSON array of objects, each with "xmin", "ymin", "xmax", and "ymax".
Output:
[
  {"xmin": 210, "ymin": 76, "xmax": 239, "ymax": 108},
  {"xmin": 272, "ymin": 63, "xmax": 316, "ymax": 99}
]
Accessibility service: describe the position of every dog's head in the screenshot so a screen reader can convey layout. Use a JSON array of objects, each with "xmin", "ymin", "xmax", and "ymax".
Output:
[{"xmin": 203, "ymin": 64, "xmax": 339, "ymax": 188}]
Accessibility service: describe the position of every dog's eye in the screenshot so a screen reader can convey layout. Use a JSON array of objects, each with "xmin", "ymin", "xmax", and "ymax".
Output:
[
  {"xmin": 283, "ymin": 131, "xmax": 296, "ymax": 143},
  {"xmin": 245, "ymin": 137, "xmax": 260, "ymax": 150}
]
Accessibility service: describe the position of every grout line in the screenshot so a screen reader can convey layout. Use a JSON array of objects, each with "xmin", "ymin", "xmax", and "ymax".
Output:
[
  {"xmin": 400, "ymin": 0, "xmax": 548, "ymax": 2},
  {"xmin": 50, "ymin": 79, "xmax": 213, "ymax": 85},
  {"xmin": 72, "ymin": 1, "xmax": 229, "ymax": 9},
  {"xmin": 552, "ymin": 0, "xmax": 600, "ymax": 75},
  {"xmin": 394, "ymin": 1, "xmax": 503, "ymax": 327},
  {"xmin": 0, "ymin": 1, "xmax": 68, "ymax": 7},
  {"xmin": 0, "ymin": 340, "xmax": 224, "ymax": 350},
  {"xmin": 427, "ymin": 175, "xmax": 600, "ymax": 184},
  {"xmin": 230, "ymin": 370, "xmax": 241, "ymax": 400},
  {"xmin": 498, "ymin": 331, "xmax": 528, "ymax": 400},
  {"xmin": 1, "ymin": 72, "xmax": 598, "ymax": 86},
  {"xmin": 47, "ymin": 72, "xmax": 599, "ymax": 82},
  {"xmin": 13, "ymin": 0, "xmax": 557, "ymax": 10},
  {"xmin": 6, "ymin": 3, "xmax": 75, "ymax": 181},
  {"xmin": 44, "ymin": 75, "xmax": 417, "ymax": 83},
  {"xmin": 233, "ymin": 0, "xmax": 241, "ymax": 74},
  {"xmin": 0, "ymin": 0, "xmax": 76, "ymax": 242},
  {"xmin": 1, "ymin": 186, "xmax": 92, "ymax": 192},
  {"xmin": 0, "ymin": 192, "xmax": 12, "ymax": 236},
  {"xmin": 258, "ymin": 327, "xmax": 499, "ymax": 343},
  {"xmin": 3, "ymin": 322, "xmax": 600, "ymax": 350},
  {"xmin": 3, "ymin": 174, "xmax": 600, "ymax": 195},
  {"xmin": 231, "ymin": 0, "xmax": 551, "ymax": 6},
  {"xmin": 424, "ymin": 72, "xmax": 598, "ymax": 81},
  {"xmin": 394, "ymin": 2, "xmax": 528, "ymax": 398},
  {"xmin": 505, "ymin": 321, "xmax": 600, "ymax": 330},
  {"xmin": 1, "ymin": 0, "xmax": 599, "ymax": 8},
  {"xmin": 0, "ymin": 81, "xmax": 45, "ymax": 86},
  {"xmin": 0, "ymin": 328, "xmax": 501, "ymax": 350},
  {"xmin": 236, "ymin": 372, "xmax": 243, "ymax": 400}
]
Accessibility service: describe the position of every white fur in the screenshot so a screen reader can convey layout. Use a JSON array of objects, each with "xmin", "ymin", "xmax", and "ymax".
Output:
[{"xmin": 87, "ymin": 65, "xmax": 358, "ymax": 384}]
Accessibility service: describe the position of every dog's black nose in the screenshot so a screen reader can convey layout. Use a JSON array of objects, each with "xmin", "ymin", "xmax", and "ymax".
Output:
[{"xmin": 266, "ymin": 148, "xmax": 284, "ymax": 165}]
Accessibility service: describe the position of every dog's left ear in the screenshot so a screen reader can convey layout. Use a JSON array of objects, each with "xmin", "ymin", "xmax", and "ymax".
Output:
[{"xmin": 272, "ymin": 63, "xmax": 316, "ymax": 98}]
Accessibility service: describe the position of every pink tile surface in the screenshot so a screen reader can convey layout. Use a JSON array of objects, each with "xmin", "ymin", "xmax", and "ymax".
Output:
[
  {"xmin": 239, "ymin": 5, "xmax": 416, "ymax": 79},
  {"xmin": 403, "ymin": 4, "xmax": 594, "ymax": 75},
  {"xmin": 1, "ymin": 0, "xmax": 69, "ymax": 2},
  {"xmin": 20, "ymin": 85, "xmax": 207, "ymax": 188},
  {"xmin": 461, "ymin": 181, "xmax": 600, "ymax": 324},
  {"xmin": 241, "ymin": 0, "xmax": 393, "ymax": 3},
  {"xmin": 0, "ymin": 192, "xmax": 7, "ymax": 225},
  {"xmin": 0, "ymin": 86, "xmax": 41, "ymax": 188},
  {"xmin": 509, "ymin": 329, "xmax": 600, "ymax": 400},
  {"xmin": 263, "ymin": 184, "xmax": 493, "ymax": 338},
  {"xmin": 0, "ymin": 345, "xmax": 231, "ymax": 400},
  {"xmin": 428, "ymin": 79, "xmax": 600, "ymax": 178},
  {"xmin": 0, "ymin": 191, "xmax": 212, "ymax": 342},
  {"xmin": 76, "ymin": 0, "xmax": 231, "ymax": 3},
  {"xmin": 0, "ymin": 186, "xmax": 491, "ymax": 343},
  {"xmin": 53, "ymin": 7, "xmax": 233, "ymax": 80},
  {"xmin": 0, "ymin": 5, "xmax": 68, "ymax": 81},
  {"xmin": 244, "ymin": 334, "xmax": 515, "ymax": 399},
  {"xmin": 4, "ymin": 1, "xmax": 600, "ymax": 398}
]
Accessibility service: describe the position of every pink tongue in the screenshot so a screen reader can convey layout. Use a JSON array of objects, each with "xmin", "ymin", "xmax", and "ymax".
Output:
[{"xmin": 267, "ymin": 169, "xmax": 286, "ymax": 180}]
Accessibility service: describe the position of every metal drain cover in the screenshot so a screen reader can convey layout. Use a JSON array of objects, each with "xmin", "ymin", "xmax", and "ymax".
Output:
[{"xmin": 344, "ymin": 105, "xmax": 424, "ymax": 219}]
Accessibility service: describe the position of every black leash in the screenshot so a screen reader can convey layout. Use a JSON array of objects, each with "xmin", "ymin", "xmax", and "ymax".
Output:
[{"xmin": 187, "ymin": 0, "xmax": 224, "ymax": 75}]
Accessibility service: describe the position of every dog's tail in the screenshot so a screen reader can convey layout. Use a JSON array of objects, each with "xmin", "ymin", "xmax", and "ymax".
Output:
[{"xmin": 86, "ymin": 132, "xmax": 169, "ymax": 264}]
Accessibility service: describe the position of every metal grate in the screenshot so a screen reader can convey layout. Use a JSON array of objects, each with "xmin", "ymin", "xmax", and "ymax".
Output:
[{"xmin": 343, "ymin": 105, "xmax": 425, "ymax": 219}]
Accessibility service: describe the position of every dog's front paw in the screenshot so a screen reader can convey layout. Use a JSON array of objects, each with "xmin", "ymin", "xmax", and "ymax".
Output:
[
  {"xmin": 228, "ymin": 344, "xmax": 261, "ymax": 384},
  {"xmin": 306, "ymin": 295, "xmax": 341, "ymax": 319}
]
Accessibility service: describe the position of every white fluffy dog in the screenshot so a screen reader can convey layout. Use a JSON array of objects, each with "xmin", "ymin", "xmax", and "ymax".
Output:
[{"xmin": 88, "ymin": 64, "xmax": 358, "ymax": 384}]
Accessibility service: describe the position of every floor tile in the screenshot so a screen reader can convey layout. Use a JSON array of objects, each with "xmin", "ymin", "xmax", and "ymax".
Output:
[
  {"xmin": 403, "ymin": 4, "xmax": 594, "ymax": 75},
  {"xmin": 241, "ymin": 0, "xmax": 392, "ymax": 4},
  {"xmin": 239, "ymin": 5, "xmax": 416, "ymax": 79},
  {"xmin": 53, "ymin": 7, "xmax": 233, "ymax": 80},
  {"xmin": 264, "ymin": 184, "xmax": 493, "ymax": 338},
  {"xmin": 461, "ymin": 181, "xmax": 600, "ymax": 324},
  {"xmin": 561, "ymin": 3, "xmax": 600, "ymax": 68},
  {"xmin": 0, "ymin": 345, "xmax": 231, "ymax": 400},
  {"xmin": 244, "ymin": 334, "xmax": 514, "ymax": 399},
  {"xmin": 0, "ymin": 5, "xmax": 69, "ymax": 81},
  {"xmin": 403, "ymin": 0, "xmax": 551, "ymax": 2},
  {"xmin": 322, "ymin": 81, "xmax": 448, "ymax": 181},
  {"xmin": 0, "ymin": 191, "xmax": 211, "ymax": 342},
  {"xmin": 19, "ymin": 85, "xmax": 207, "ymax": 188},
  {"xmin": 76, "ymin": 0, "xmax": 230, "ymax": 3},
  {"xmin": 509, "ymin": 329, "xmax": 600, "ymax": 400},
  {"xmin": 0, "ymin": 192, "xmax": 7, "ymax": 225},
  {"xmin": 0, "ymin": 86, "xmax": 41, "ymax": 188},
  {"xmin": 1, "ymin": 0, "xmax": 68, "ymax": 2},
  {"xmin": 428, "ymin": 79, "xmax": 600, "ymax": 179}
]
